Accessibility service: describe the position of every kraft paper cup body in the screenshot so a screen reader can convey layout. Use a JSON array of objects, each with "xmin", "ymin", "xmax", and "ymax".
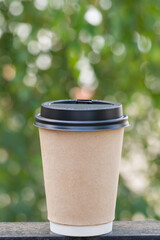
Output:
[
  {"xmin": 35, "ymin": 99, "xmax": 129, "ymax": 236},
  {"xmin": 39, "ymin": 128, "xmax": 124, "ymax": 235}
]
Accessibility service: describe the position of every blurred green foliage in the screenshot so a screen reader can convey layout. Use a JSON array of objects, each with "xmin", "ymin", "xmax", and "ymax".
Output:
[{"xmin": 0, "ymin": 0, "xmax": 160, "ymax": 221}]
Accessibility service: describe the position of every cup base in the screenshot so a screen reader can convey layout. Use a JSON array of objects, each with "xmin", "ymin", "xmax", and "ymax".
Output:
[{"xmin": 50, "ymin": 221, "xmax": 113, "ymax": 237}]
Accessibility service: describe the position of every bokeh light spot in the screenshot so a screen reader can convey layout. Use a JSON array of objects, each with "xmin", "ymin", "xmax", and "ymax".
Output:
[
  {"xmin": 153, "ymin": 20, "xmax": 160, "ymax": 35},
  {"xmin": 100, "ymin": 0, "xmax": 112, "ymax": 10},
  {"xmin": 84, "ymin": 6, "xmax": 102, "ymax": 26},
  {"xmin": 37, "ymin": 29, "xmax": 56, "ymax": 52},
  {"xmin": 34, "ymin": 0, "xmax": 48, "ymax": 10},
  {"xmin": 0, "ymin": 148, "xmax": 8, "ymax": 164},
  {"xmin": 0, "ymin": 13, "xmax": 5, "ymax": 27},
  {"xmin": 0, "ymin": 193, "xmax": 11, "ymax": 208},
  {"xmin": 16, "ymin": 23, "xmax": 32, "ymax": 42},
  {"xmin": 23, "ymin": 74, "xmax": 37, "ymax": 87},
  {"xmin": 49, "ymin": 0, "xmax": 64, "ymax": 9},
  {"xmin": 3, "ymin": 64, "xmax": 16, "ymax": 81},
  {"xmin": 145, "ymin": 75, "xmax": 160, "ymax": 93},
  {"xmin": 112, "ymin": 42, "xmax": 126, "ymax": 56},
  {"xmin": 91, "ymin": 35, "xmax": 105, "ymax": 52},
  {"xmin": 21, "ymin": 187, "xmax": 35, "ymax": 203},
  {"xmin": 28, "ymin": 41, "xmax": 40, "ymax": 55},
  {"xmin": 9, "ymin": 1, "xmax": 23, "ymax": 16},
  {"xmin": 8, "ymin": 22, "xmax": 17, "ymax": 33},
  {"xmin": 36, "ymin": 54, "xmax": 52, "ymax": 70},
  {"xmin": 7, "ymin": 114, "xmax": 25, "ymax": 132},
  {"xmin": 88, "ymin": 51, "xmax": 100, "ymax": 64},
  {"xmin": 76, "ymin": 56, "xmax": 98, "ymax": 90},
  {"xmin": 0, "ymin": 29, "xmax": 3, "ymax": 38},
  {"xmin": 135, "ymin": 33, "xmax": 152, "ymax": 53},
  {"xmin": 132, "ymin": 212, "xmax": 146, "ymax": 221},
  {"xmin": 69, "ymin": 87, "xmax": 94, "ymax": 99},
  {"xmin": 79, "ymin": 29, "xmax": 91, "ymax": 43}
]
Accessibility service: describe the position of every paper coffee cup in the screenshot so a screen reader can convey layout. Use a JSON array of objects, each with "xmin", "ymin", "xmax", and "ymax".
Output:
[{"xmin": 34, "ymin": 99, "xmax": 129, "ymax": 236}]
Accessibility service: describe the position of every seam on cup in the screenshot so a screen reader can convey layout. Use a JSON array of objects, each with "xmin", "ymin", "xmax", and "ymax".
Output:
[{"xmin": 48, "ymin": 219, "xmax": 114, "ymax": 227}]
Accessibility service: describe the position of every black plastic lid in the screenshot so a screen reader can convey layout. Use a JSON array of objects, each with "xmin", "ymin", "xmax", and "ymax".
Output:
[{"xmin": 34, "ymin": 99, "xmax": 129, "ymax": 131}]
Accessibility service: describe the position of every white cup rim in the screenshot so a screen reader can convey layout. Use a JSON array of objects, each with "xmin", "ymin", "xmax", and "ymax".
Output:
[{"xmin": 50, "ymin": 221, "xmax": 113, "ymax": 237}]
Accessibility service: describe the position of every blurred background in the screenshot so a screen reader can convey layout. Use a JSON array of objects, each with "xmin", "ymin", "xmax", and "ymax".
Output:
[{"xmin": 0, "ymin": 0, "xmax": 160, "ymax": 222}]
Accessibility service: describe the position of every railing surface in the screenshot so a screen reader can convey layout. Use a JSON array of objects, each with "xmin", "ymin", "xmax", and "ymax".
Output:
[{"xmin": 0, "ymin": 221, "xmax": 159, "ymax": 239}]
